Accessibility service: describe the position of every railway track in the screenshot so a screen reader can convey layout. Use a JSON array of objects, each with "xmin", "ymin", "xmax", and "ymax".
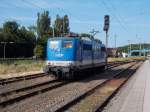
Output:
[
  {"xmin": 55, "ymin": 61, "xmax": 142, "ymax": 112},
  {"xmin": 0, "ymin": 61, "xmax": 140, "ymax": 111},
  {"xmin": 0, "ymin": 61, "xmax": 129, "ymax": 85},
  {"xmin": 0, "ymin": 79, "xmax": 69, "ymax": 107},
  {"xmin": 0, "ymin": 73, "xmax": 47, "ymax": 85},
  {"xmin": 0, "ymin": 62, "xmax": 132, "ymax": 107},
  {"xmin": 107, "ymin": 61, "xmax": 134, "ymax": 69}
]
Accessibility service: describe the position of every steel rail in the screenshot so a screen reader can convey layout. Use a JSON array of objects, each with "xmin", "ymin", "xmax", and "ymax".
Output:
[
  {"xmin": 55, "ymin": 62, "xmax": 140, "ymax": 112},
  {"xmin": 0, "ymin": 80, "xmax": 69, "ymax": 107},
  {"xmin": 0, "ymin": 73, "xmax": 47, "ymax": 85}
]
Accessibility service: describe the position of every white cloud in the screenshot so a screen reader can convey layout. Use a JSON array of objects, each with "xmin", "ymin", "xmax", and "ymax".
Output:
[
  {"xmin": 32, "ymin": 0, "xmax": 66, "ymax": 9},
  {"xmin": 10, "ymin": 16, "xmax": 35, "ymax": 21}
]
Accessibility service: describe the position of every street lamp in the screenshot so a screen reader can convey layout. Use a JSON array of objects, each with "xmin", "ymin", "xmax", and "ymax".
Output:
[{"xmin": 0, "ymin": 42, "xmax": 14, "ymax": 59}]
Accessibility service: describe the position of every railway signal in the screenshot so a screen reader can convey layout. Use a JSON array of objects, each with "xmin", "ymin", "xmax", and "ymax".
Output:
[
  {"xmin": 103, "ymin": 15, "xmax": 110, "ymax": 68},
  {"xmin": 103, "ymin": 15, "xmax": 110, "ymax": 31}
]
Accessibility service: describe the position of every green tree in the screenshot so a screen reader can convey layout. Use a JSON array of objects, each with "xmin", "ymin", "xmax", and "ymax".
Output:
[
  {"xmin": 3, "ymin": 21, "xmax": 19, "ymax": 34},
  {"xmin": 0, "ymin": 21, "xmax": 36, "ymax": 58},
  {"xmin": 54, "ymin": 14, "xmax": 70, "ymax": 36},
  {"xmin": 36, "ymin": 11, "xmax": 52, "ymax": 58},
  {"xmin": 54, "ymin": 14, "xmax": 63, "ymax": 36},
  {"xmin": 2, "ymin": 21, "xmax": 19, "ymax": 43},
  {"xmin": 63, "ymin": 15, "xmax": 70, "ymax": 34},
  {"xmin": 81, "ymin": 33, "xmax": 92, "ymax": 38},
  {"xmin": 37, "ymin": 11, "xmax": 51, "ymax": 38},
  {"xmin": 28, "ymin": 25, "xmax": 37, "ymax": 33},
  {"xmin": 34, "ymin": 44, "xmax": 44, "ymax": 58}
]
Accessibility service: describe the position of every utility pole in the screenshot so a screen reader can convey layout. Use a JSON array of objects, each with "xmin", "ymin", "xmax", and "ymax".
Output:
[
  {"xmin": 139, "ymin": 38, "xmax": 142, "ymax": 57},
  {"xmin": 114, "ymin": 34, "xmax": 117, "ymax": 49},
  {"xmin": 127, "ymin": 40, "xmax": 131, "ymax": 57},
  {"xmin": 53, "ymin": 23, "xmax": 55, "ymax": 38},
  {"xmin": 63, "ymin": 18, "xmax": 65, "ymax": 37},
  {"xmin": 3, "ymin": 42, "xmax": 6, "ymax": 59},
  {"xmin": 130, "ymin": 42, "xmax": 131, "ymax": 56},
  {"xmin": 106, "ymin": 31, "xmax": 108, "ymax": 53},
  {"xmin": 143, "ymin": 41, "xmax": 145, "ymax": 57},
  {"xmin": 136, "ymin": 34, "xmax": 141, "ymax": 57},
  {"xmin": 140, "ymin": 39, "xmax": 142, "ymax": 56}
]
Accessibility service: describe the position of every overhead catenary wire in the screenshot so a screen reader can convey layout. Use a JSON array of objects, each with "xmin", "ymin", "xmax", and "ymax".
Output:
[
  {"xmin": 21, "ymin": 0, "xmax": 69, "ymax": 23},
  {"xmin": 107, "ymin": 0, "xmax": 128, "ymax": 28},
  {"xmin": 97, "ymin": 0, "xmax": 130, "ymax": 34},
  {"xmin": 21, "ymin": 0, "xmax": 43, "ymax": 10}
]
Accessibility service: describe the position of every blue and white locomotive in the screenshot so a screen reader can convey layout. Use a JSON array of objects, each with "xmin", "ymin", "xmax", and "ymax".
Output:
[{"xmin": 44, "ymin": 36, "xmax": 106, "ymax": 79}]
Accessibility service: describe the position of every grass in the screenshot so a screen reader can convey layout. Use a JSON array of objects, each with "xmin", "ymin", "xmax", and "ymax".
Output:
[
  {"xmin": 0, "ymin": 60, "xmax": 45, "ymax": 75},
  {"xmin": 108, "ymin": 57, "xmax": 147, "ymax": 62},
  {"xmin": 108, "ymin": 58, "xmax": 130, "ymax": 62},
  {"xmin": 0, "ymin": 57, "xmax": 146, "ymax": 75}
]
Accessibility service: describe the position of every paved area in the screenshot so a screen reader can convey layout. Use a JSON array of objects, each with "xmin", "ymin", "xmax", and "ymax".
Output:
[{"xmin": 103, "ymin": 60, "xmax": 150, "ymax": 112}]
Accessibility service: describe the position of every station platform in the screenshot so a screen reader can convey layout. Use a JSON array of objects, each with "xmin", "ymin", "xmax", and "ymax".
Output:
[{"xmin": 103, "ymin": 60, "xmax": 150, "ymax": 112}]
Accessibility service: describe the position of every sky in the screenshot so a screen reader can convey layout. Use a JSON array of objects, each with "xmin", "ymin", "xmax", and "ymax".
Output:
[{"xmin": 0, "ymin": 0, "xmax": 150, "ymax": 47}]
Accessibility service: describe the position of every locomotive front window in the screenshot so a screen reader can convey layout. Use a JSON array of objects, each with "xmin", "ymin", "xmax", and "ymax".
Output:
[
  {"xmin": 62, "ymin": 41, "xmax": 72, "ymax": 48},
  {"xmin": 50, "ymin": 41, "xmax": 59, "ymax": 49}
]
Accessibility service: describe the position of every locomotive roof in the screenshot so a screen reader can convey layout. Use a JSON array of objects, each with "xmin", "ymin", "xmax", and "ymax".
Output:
[
  {"xmin": 48, "ymin": 37, "xmax": 104, "ymax": 45},
  {"xmin": 48, "ymin": 37, "xmax": 77, "ymax": 40},
  {"xmin": 49, "ymin": 37, "xmax": 100, "ymax": 41}
]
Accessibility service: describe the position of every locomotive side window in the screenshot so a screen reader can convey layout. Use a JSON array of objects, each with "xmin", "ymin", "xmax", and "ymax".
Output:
[
  {"xmin": 62, "ymin": 40, "xmax": 72, "ymax": 48},
  {"xmin": 50, "ymin": 41, "xmax": 59, "ymax": 49},
  {"xmin": 83, "ymin": 44, "xmax": 92, "ymax": 50},
  {"xmin": 101, "ymin": 47, "xmax": 106, "ymax": 52}
]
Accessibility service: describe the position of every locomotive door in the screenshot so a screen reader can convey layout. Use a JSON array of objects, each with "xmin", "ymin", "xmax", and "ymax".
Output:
[{"xmin": 77, "ymin": 40, "xmax": 83, "ymax": 64}]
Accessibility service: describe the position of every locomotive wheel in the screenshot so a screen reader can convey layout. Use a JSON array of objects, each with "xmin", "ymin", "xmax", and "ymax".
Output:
[
  {"xmin": 57, "ymin": 71, "xmax": 62, "ymax": 79},
  {"xmin": 101, "ymin": 66, "xmax": 106, "ymax": 71},
  {"xmin": 63, "ymin": 71, "xmax": 74, "ymax": 80},
  {"xmin": 70, "ymin": 71, "xmax": 74, "ymax": 80},
  {"xmin": 61, "ymin": 72, "xmax": 66, "ymax": 79},
  {"xmin": 65, "ymin": 72, "xmax": 70, "ymax": 80}
]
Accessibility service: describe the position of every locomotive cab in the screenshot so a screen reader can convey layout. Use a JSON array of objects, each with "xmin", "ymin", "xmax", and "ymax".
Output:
[
  {"xmin": 46, "ymin": 38, "xmax": 77, "ymax": 66},
  {"xmin": 44, "ymin": 37, "xmax": 78, "ymax": 78}
]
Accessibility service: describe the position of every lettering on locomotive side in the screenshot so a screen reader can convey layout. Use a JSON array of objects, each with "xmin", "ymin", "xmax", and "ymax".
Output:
[{"xmin": 55, "ymin": 54, "xmax": 64, "ymax": 57}]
